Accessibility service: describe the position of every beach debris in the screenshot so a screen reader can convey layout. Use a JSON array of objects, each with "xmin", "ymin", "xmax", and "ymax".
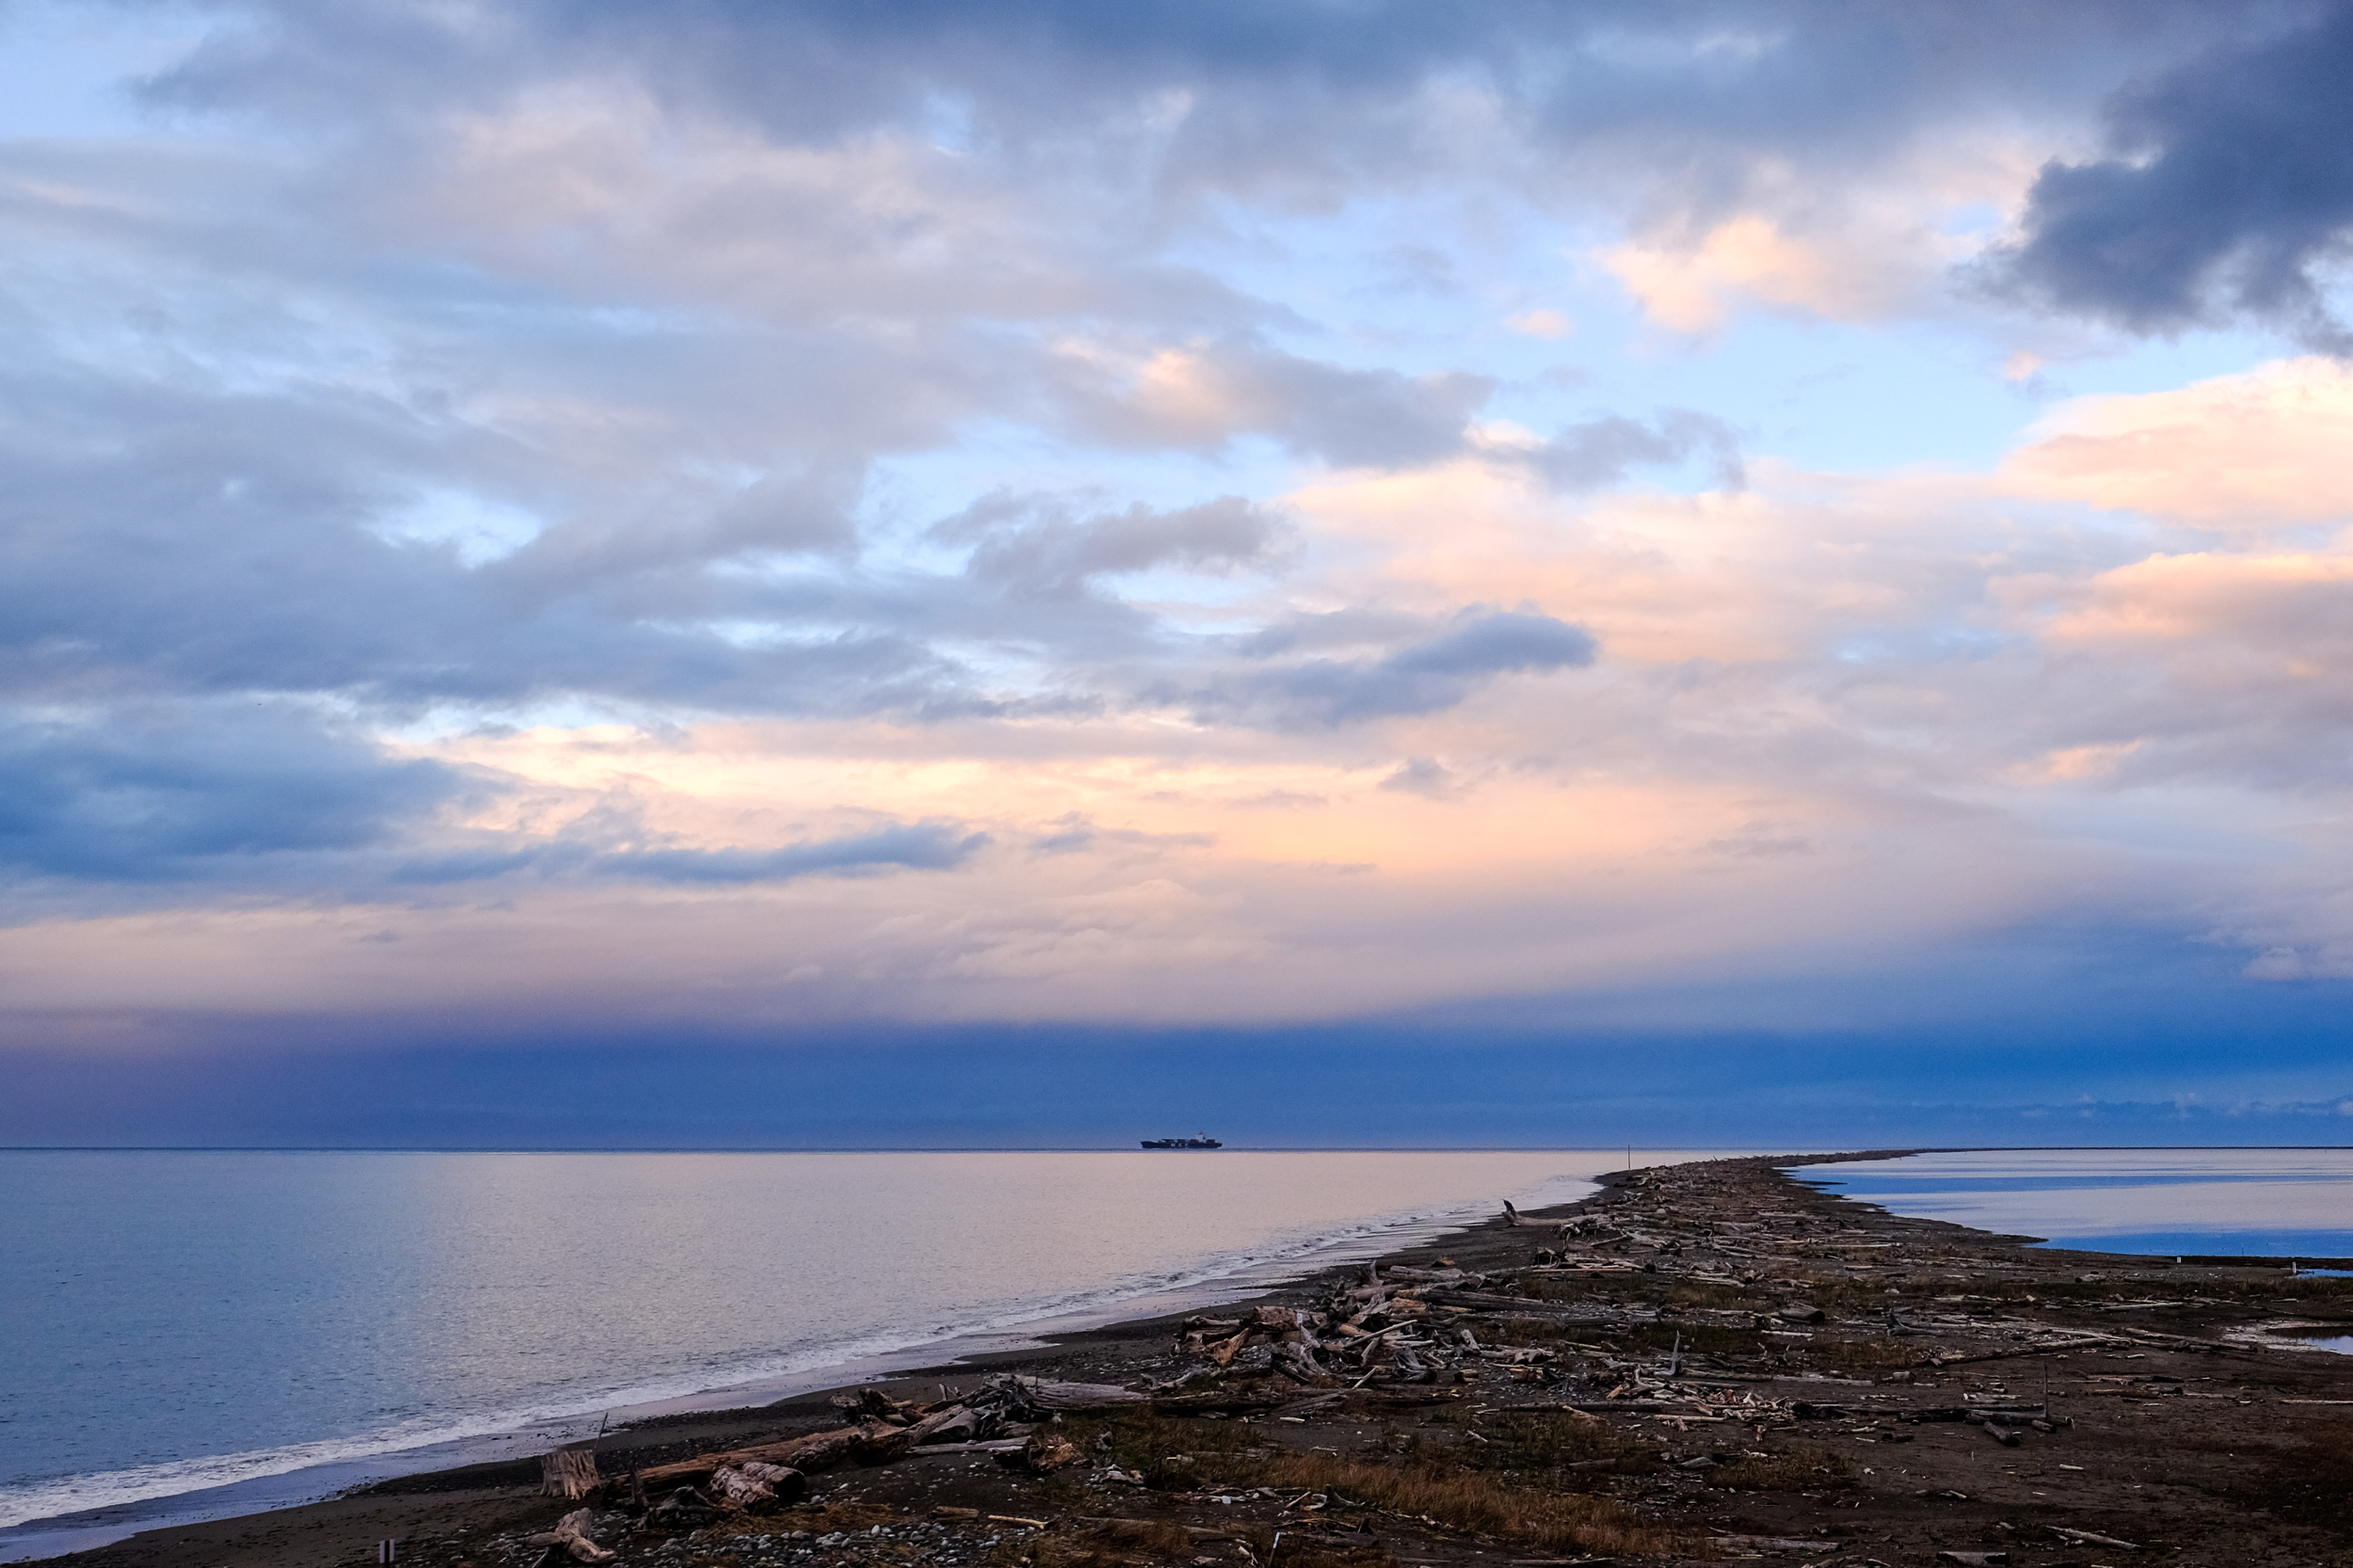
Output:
[
  {"xmin": 989, "ymin": 1373, "xmax": 1151, "ymax": 1414},
  {"xmin": 525, "ymin": 1508, "xmax": 616, "ymax": 1564},
  {"xmin": 997, "ymin": 1430, "xmax": 1087, "ymax": 1472},
  {"xmin": 2049, "ymin": 1527, "xmax": 2143, "ymax": 1551},
  {"xmin": 539, "ymin": 1443, "xmax": 600, "ymax": 1499},
  {"xmin": 706, "ymin": 1461, "xmax": 806, "ymax": 1511}
]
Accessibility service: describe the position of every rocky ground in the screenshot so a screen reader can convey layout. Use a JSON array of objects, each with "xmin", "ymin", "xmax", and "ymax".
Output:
[{"xmin": 53, "ymin": 1152, "xmax": 2353, "ymax": 1568}]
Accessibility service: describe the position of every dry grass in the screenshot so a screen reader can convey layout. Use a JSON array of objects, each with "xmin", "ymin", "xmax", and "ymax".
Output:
[
  {"xmin": 990, "ymin": 1516, "xmax": 1206, "ymax": 1568},
  {"xmin": 1063, "ymin": 1411, "xmax": 1261, "ymax": 1493},
  {"xmin": 1461, "ymin": 1412, "xmax": 1655, "ymax": 1484},
  {"xmin": 1705, "ymin": 1446, "xmax": 1854, "ymax": 1493},
  {"xmin": 1248, "ymin": 1450, "xmax": 1693, "ymax": 1559}
]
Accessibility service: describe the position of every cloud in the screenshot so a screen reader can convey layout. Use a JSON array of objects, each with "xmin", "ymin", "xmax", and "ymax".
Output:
[
  {"xmin": 0, "ymin": 707, "xmax": 472, "ymax": 885},
  {"xmin": 395, "ymin": 819, "xmax": 991, "ymax": 886},
  {"xmin": 1195, "ymin": 609, "xmax": 1599, "ymax": 727},
  {"xmin": 8, "ymin": 0, "xmax": 2353, "ymax": 1089},
  {"xmin": 2003, "ymin": 357, "xmax": 2353, "ymax": 530},
  {"xmin": 1990, "ymin": 5, "xmax": 2353, "ymax": 346},
  {"xmin": 1506, "ymin": 409, "xmax": 1746, "ymax": 493},
  {"xmin": 1082, "ymin": 343, "xmax": 1494, "ymax": 467},
  {"xmin": 941, "ymin": 493, "xmax": 1288, "ymax": 599}
]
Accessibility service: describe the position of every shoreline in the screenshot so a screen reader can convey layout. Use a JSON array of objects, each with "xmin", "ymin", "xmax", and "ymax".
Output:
[
  {"xmin": 24, "ymin": 1148, "xmax": 2353, "ymax": 1568},
  {"xmin": 0, "ymin": 1173, "xmax": 1613, "ymax": 1563}
]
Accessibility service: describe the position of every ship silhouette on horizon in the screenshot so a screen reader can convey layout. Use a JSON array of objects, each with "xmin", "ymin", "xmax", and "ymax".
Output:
[{"xmin": 1139, "ymin": 1134, "xmax": 1223, "ymax": 1149}]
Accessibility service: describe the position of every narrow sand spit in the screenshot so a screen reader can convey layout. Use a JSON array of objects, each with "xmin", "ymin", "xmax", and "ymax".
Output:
[{"xmin": 41, "ymin": 1152, "xmax": 2353, "ymax": 1568}]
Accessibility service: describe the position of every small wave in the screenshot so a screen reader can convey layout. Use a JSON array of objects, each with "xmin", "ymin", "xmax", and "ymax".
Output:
[{"xmin": 1, "ymin": 1171, "xmax": 1593, "ymax": 1540}]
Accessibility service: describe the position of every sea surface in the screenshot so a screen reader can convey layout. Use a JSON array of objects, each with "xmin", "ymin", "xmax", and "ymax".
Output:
[
  {"xmin": 0, "ymin": 1148, "xmax": 1704, "ymax": 1559},
  {"xmin": 1800, "ymin": 1147, "xmax": 2353, "ymax": 1259}
]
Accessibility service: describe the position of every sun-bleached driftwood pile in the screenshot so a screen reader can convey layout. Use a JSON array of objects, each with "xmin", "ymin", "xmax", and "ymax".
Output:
[{"xmin": 567, "ymin": 1163, "xmax": 2295, "ymax": 1544}]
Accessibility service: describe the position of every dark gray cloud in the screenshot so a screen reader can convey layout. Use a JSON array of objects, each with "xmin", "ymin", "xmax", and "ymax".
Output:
[
  {"xmin": 1193, "ymin": 609, "xmax": 1598, "ymax": 727},
  {"xmin": 0, "ymin": 702, "xmax": 990, "ymax": 894},
  {"xmin": 142, "ymin": 2, "xmax": 2246, "ymax": 184},
  {"xmin": 1519, "ymin": 409, "xmax": 1746, "ymax": 493},
  {"xmin": 1992, "ymin": 3, "xmax": 2353, "ymax": 345},
  {"xmin": 942, "ymin": 493, "xmax": 1287, "ymax": 600},
  {"xmin": 0, "ymin": 707, "xmax": 472, "ymax": 883},
  {"xmin": 393, "ymin": 820, "xmax": 990, "ymax": 887}
]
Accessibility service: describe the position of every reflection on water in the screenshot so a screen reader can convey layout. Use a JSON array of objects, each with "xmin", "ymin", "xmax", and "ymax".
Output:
[
  {"xmin": 1800, "ymin": 1147, "xmax": 2353, "ymax": 1261},
  {"xmin": 0, "ymin": 1148, "xmax": 1718, "ymax": 1534}
]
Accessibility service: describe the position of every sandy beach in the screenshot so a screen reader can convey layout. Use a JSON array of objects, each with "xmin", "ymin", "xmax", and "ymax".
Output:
[{"xmin": 35, "ymin": 1152, "xmax": 2353, "ymax": 1568}]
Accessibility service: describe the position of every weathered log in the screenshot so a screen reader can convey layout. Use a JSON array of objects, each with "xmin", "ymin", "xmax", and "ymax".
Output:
[
  {"xmin": 707, "ymin": 1466, "xmax": 776, "ymax": 1512},
  {"xmin": 539, "ymin": 1445, "xmax": 600, "ymax": 1500},
  {"xmin": 851, "ymin": 1419, "xmax": 919, "ymax": 1464},
  {"xmin": 911, "ymin": 1438, "xmax": 1030, "ymax": 1455},
  {"xmin": 904, "ymin": 1403, "xmax": 980, "ymax": 1444},
  {"xmin": 635, "ymin": 1425, "xmax": 864, "ymax": 1485},
  {"xmin": 995, "ymin": 1375, "xmax": 1149, "ymax": 1411},
  {"xmin": 525, "ymin": 1508, "xmax": 616, "ymax": 1563},
  {"xmin": 736, "ymin": 1463, "xmax": 806, "ymax": 1503}
]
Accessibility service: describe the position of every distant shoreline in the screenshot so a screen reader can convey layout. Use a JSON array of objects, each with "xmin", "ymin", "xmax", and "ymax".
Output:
[
  {"xmin": 22, "ymin": 1146, "xmax": 2353, "ymax": 1568},
  {"xmin": 0, "ymin": 1166, "xmax": 1612, "ymax": 1562}
]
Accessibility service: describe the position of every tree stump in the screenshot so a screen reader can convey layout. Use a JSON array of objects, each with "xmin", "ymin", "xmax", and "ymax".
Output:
[{"xmin": 540, "ymin": 1443, "xmax": 600, "ymax": 1499}]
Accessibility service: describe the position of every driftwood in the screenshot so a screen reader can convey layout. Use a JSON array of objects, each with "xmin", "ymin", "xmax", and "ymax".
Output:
[
  {"xmin": 708, "ymin": 1463, "xmax": 807, "ymax": 1512},
  {"xmin": 997, "ymin": 1431, "xmax": 1085, "ymax": 1472},
  {"xmin": 708, "ymin": 1466, "xmax": 777, "ymax": 1512},
  {"xmin": 635, "ymin": 1425, "xmax": 865, "ymax": 1485},
  {"xmin": 737, "ymin": 1462, "xmax": 807, "ymax": 1500},
  {"xmin": 995, "ymin": 1375, "xmax": 1149, "ymax": 1412},
  {"xmin": 904, "ymin": 1403, "xmax": 976, "ymax": 1443},
  {"xmin": 2050, "ymin": 1527, "xmax": 2141, "ymax": 1551},
  {"xmin": 539, "ymin": 1445, "xmax": 600, "ymax": 1500},
  {"xmin": 525, "ymin": 1509, "xmax": 615, "ymax": 1564}
]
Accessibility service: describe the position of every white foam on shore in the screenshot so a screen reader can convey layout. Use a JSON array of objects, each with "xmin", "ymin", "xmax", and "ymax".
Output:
[{"xmin": 0, "ymin": 1172, "xmax": 1600, "ymax": 1556}]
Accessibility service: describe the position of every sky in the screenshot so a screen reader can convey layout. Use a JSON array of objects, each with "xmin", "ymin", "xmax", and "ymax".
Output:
[{"xmin": 6, "ymin": 0, "xmax": 2353, "ymax": 1147}]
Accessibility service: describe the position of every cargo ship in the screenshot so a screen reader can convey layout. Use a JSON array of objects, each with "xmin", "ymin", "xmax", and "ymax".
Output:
[{"xmin": 1139, "ymin": 1134, "xmax": 1223, "ymax": 1148}]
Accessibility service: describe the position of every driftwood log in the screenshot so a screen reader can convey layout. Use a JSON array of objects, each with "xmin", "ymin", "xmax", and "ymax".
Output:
[
  {"xmin": 634, "ymin": 1426, "xmax": 863, "ymax": 1485},
  {"xmin": 997, "ymin": 1376, "xmax": 1149, "ymax": 1412},
  {"xmin": 707, "ymin": 1462, "xmax": 808, "ymax": 1511},
  {"xmin": 539, "ymin": 1445, "xmax": 600, "ymax": 1500},
  {"xmin": 525, "ymin": 1509, "xmax": 615, "ymax": 1564}
]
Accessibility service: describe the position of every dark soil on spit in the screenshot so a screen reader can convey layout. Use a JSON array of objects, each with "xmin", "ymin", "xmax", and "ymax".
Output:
[{"xmin": 46, "ymin": 1152, "xmax": 2353, "ymax": 1568}]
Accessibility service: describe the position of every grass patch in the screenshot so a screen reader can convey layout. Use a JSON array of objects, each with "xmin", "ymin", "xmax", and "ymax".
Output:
[
  {"xmin": 1706, "ymin": 1446, "xmax": 1854, "ymax": 1493},
  {"xmin": 1248, "ymin": 1451, "xmax": 1691, "ymax": 1558},
  {"xmin": 1061, "ymin": 1411, "xmax": 1261, "ymax": 1492},
  {"xmin": 1463, "ymin": 1413, "xmax": 1656, "ymax": 1486},
  {"xmin": 1803, "ymin": 1335, "xmax": 1921, "ymax": 1371}
]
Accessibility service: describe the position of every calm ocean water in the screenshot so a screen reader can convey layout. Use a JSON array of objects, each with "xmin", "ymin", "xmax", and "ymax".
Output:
[
  {"xmin": 0, "ymin": 1148, "xmax": 1701, "ymax": 1557},
  {"xmin": 1801, "ymin": 1147, "xmax": 2353, "ymax": 1258}
]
